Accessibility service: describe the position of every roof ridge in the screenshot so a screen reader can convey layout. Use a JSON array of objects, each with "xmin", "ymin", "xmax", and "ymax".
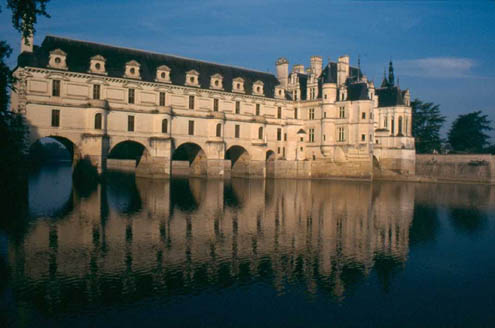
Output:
[{"xmin": 44, "ymin": 34, "xmax": 276, "ymax": 76}]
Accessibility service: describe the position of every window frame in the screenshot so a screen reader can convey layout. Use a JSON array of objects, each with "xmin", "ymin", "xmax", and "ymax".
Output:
[
  {"xmin": 93, "ymin": 84, "xmax": 100, "ymax": 100},
  {"xmin": 128, "ymin": 115, "xmax": 135, "ymax": 132},
  {"xmin": 51, "ymin": 109, "xmax": 60, "ymax": 127},
  {"xmin": 52, "ymin": 80, "xmax": 61, "ymax": 97},
  {"xmin": 94, "ymin": 113, "xmax": 102, "ymax": 130},
  {"xmin": 128, "ymin": 88, "xmax": 135, "ymax": 104}
]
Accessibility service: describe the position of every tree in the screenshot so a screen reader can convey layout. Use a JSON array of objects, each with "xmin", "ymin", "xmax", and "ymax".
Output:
[
  {"xmin": 6, "ymin": 0, "xmax": 50, "ymax": 44},
  {"xmin": 411, "ymin": 99, "xmax": 446, "ymax": 153},
  {"xmin": 448, "ymin": 111, "xmax": 492, "ymax": 153}
]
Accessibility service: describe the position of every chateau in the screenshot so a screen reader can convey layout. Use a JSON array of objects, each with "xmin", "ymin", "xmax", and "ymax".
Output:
[{"xmin": 11, "ymin": 35, "xmax": 415, "ymax": 179}]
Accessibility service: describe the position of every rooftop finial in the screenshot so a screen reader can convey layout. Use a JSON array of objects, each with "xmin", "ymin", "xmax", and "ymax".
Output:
[{"xmin": 388, "ymin": 60, "xmax": 395, "ymax": 86}]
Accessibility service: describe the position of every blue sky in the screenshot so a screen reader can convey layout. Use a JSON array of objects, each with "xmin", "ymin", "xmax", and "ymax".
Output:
[{"xmin": 1, "ymin": 0, "xmax": 494, "ymax": 135}]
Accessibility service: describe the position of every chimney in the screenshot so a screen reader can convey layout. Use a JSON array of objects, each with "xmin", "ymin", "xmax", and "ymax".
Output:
[
  {"xmin": 21, "ymin": 34, "xmax": 34, "ymax": 53},
  {"xmin": 310, "ymin": 56, "xmax": 322, "ymax": 77},
  {"xmin": 337, "ymin": 55, "xmax": 349, "ymax": 86},
  {"xmin": 292, "ymin": 64, "xmax": 305, "ymax": 74},
  {"xmin": 276, "ymin": 57, "xmax": 289, "ymax": 88}
]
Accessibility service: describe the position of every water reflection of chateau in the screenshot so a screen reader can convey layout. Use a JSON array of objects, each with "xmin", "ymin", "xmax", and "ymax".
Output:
[{"xmin": 9, "ymin": 175, "xmax": 425, "ymax": 313}]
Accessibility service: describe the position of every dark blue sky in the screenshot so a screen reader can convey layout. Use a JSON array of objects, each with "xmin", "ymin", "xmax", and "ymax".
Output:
[{"xmin": 1, "ymin": 0, "xmax": 494, "ymax": 135}]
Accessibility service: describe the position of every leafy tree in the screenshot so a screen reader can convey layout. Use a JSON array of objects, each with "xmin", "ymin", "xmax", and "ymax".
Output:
[
  {"xmin": 411, "ymin": 99, "xmax": 446, "ymax": 153},
  {"xmin": 448, "ymin": 111, "xmax": 492, "ymax": 153},
  {"xmin": 6, "ymin": 0, "xmax": 50, "ymax": 44}
]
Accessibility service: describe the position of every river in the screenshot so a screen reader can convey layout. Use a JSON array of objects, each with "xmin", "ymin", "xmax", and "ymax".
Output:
[{"xmin": 2, "ymin": 163, "xmax": 495, "ymax": 327}]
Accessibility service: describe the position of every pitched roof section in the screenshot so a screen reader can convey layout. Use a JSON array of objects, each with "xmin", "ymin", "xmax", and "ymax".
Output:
[
  {"xmin": 17, "ymin": 35, "xmax": 280, "ymax": 98},
  {"xmin": 375, "ymin": 86, "xmax": 405, "ymax": 107},
  {"xmin": 347, "ymin": 82, "xmax": 369, "ymax": 101}
]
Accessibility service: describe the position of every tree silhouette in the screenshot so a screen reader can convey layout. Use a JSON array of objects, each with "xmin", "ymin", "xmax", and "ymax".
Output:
[
  {"xmin": 411, "ymin": 99, "xmax": 446, "ymax": 153},
  {"xmin": 448, "ymin": 111, "xmax": 492, "ymax": 153}
]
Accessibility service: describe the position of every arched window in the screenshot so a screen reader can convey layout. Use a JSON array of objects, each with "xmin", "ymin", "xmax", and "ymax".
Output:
[
  {"xmin": 162, "ymin": 118, "xmax": 168, "ymax": 133},
  {"xmin": 398, "ymin": 116, "xmax": 403, "ymax": 135},
  {"xmin": 216, "ymin": 123, "xmax": 222, "ymax": 137},
  {"xmin": 258, "ymin": 126, "xmax": 263, "ymax": 140},
  {"xmin": 94, "ymin": 113, "xmax": 102, "ymax": 130}
]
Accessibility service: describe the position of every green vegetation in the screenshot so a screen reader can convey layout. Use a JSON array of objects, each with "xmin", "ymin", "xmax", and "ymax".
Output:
[
  {"xmin": 411, "ymin": 99, "xmax": 446, "ymax": 153},
  {"xmin": 448, "ymin": 111, "xmax": 493, "ymax": 153}
]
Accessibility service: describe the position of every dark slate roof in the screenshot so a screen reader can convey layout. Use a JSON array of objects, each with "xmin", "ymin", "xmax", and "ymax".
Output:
[
  {"xmin": 297, "ymin": 73, "xmax": 308, "ymax": 100},
  {"xmin": 17, "ymin": 35, "xmax": 281, "ymax": 98},
  {"xmin": 320, "ymin": 63, "xmax": 337, "ymax": 83},
  {"xmin": 375, "ymin": 86, "xmax": 405, "ymax": 107},
  {"xmin": 347, "ymin": 82, "xmax": 369, "ymax": 101}
]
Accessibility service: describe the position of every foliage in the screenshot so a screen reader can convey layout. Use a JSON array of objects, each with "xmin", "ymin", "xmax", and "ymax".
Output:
[
  {"xmin": 448, "ymin": 111, "xmax": 493, "ymax": 153},
  {"xmin": 411, "ymin": 99, "xmax": 446, "ymax": 153},
  {"xmin": 6, "ymin": 0, "xmax": 50, "ymax": 44},
  {"xmin": 0, "ymin": 41, "xmax": 13, "ymax": 112}
]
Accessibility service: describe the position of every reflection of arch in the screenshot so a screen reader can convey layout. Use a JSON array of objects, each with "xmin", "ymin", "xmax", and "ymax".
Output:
[
  {"xmin": 29, "ymin": 136, "xmax": 78, "ymax": 163},
  {"xmin": 172, "ymin": 142, "xmax": 207, "ymax": 176},
  {"xmin": 225, "ymin": 145, "xmax": 250, "ymax": 177},
  {"xmin": 266, "ymin": 150, "xmax": 276, "ymax": 177},
  {"xmin": 108, "ymin": 140, "xmax": 147, "ymax": 166},
  {"xmin": 266, "ymin": 150, "xmax": 276, "ymax": 161}
]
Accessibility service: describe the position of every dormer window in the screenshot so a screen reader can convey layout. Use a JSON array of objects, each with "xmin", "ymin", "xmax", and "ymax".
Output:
[
  {"xmin": 48, "ymin": 49, "xmax": 67, "ymax": 70},
  {"xmin": 275, "ymin": 86, "xmax": 285, "ymax": 99},
  {"xmin": 185, "ymin": 70, "xmax": 200, "ymax": 87},
  {"xmin": 155, "ymin": 65, "xmax": 171, "ymax": 83},
  {"xmin": 124, "ymin": 60, "xmax": 141, "ymax": 79},
  {"xmin": 253, "ymin": 80, "xmax": 264, "ymax": 96},
  {"xmin": 233, "ymin": 77, "xmax": 245, "ymax": 93},
  {"xmin": 89, "ymin": 55, "xmax": 106, "ymax": 75},
  {"xmin": 210, "ymin": 73, "xmax": 223, "ymax": 90}
]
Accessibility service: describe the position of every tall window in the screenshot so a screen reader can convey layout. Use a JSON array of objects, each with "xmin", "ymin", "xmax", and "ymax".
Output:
[
  {"xmin": 309, "ymin": 128, "xmax": 315, "ymax": 143},
  {"xmin": 52, "ymin": 80, "xmax": 60, "ymax": 97},
  {"xmin": 213, "ymin": 98, "xmax": 219, "ymax": 112},
  {"xmin": 93, "ymin": 84, "xmax": 100, "ymax": 100},
  {"xmin": 128, "ymin": 115, "xmax": 135, "ymax": 132},
  {"xmin": 405, "ymin": 117, "xmax": 409, "ymax": 136},
  {"xmin": 361, "ymin": 112, "xmax": 366, "ymax": 119},
  {"xmin": 94, "ymin": 113, "xmax": 102, "ymax": 130},
  {"xmin": 51, "ymin": 109, "xmax": 60, "ymax": 127},
  {"xmin": 277, "ymin": 107, "xmax": 282, "ymax": 119},
  {"xmin": 235, "ymin": 125, "xmax": 240, "ymax": 138},
  {"xmin": 128, "ymin": 88, "xmax": 135, "ymax": 104},
  {"xmin": 339, "ymin": 106, "xmax": 345, "ymax": 118},
  {"xmin": 256, "ymin": 104, "xmax": 260, "ymax": 116},
  {"xmin": 294, "ymin": 107, "xmax": 298, "ymax": 119},
  {"xmin": 391, "ymin": 117, "xmax": 395, "ymax": 134},
  {"xmin": 398, "ymin": 116, "xmax": 403, "ymax": 135},
  {"xmin": 309, "ymin": 108, "xmax": 315, "ymax": 120},
  {"xmin": 189, "ymin": 95, "xmax": 194, "ymax": 110},
  {"xmin": 277, "ymin": 128, "xmax": 282, "ymax": 141},
  {"xmin": 162, "ymin": 119, "xmax": 168, "ymax": 133},
  {"xmin": 384, "ymin": 116, "xmax": 388, "ymax": 128},
  {"xmin": 284, "ymin": 133, "xmax": 287, "ymax": 141},
  {"xmin": 216, "ymin": 123, "xmax": 222, "ymax": 137},
  {"xmin": 338, "ymin": 127, "xmax": 345, "ymax": 142},
  {"xmin": 188, "ymin": 120, "xmax": 194, "ymax": 135},
  {"xmin": 159, "ymin": 92, "xmax": 166, "ymax": 106},
  {"xmin": 235, "ymin": 101, "xmax": 240, "ymax": 114},
  {"xmin": 258, "ymin": 127, "xmax": 263, "ymax": 140},
  {"xmin": 361, "ymin": 134, "xmax": 366, "ymax": 142}
]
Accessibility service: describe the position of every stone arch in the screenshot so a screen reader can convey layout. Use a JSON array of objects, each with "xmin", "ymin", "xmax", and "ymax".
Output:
[
  {"xmin": 266, "ymin": 149, "xmax": 276, "ymax": 178},
  {"xmin": 225, "ymin": 145, "xmax": 250, "ymax": 177},
  {"xmin": 108, "ymin": 140, "xmax": 149, "ymax": 170},
  {"xmin": 172, "ymin": 142, "xmax": 207, "ymax": 176},
  {"xmin": 266, "ymin": 150, "xmax": 276, "ymax": 161},
  {"xmin": 29, "ymin": 135, "xmax": 79, "ymax": 164}
]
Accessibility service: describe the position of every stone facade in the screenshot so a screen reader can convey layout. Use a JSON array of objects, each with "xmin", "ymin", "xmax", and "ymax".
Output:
[{"xmin": 11, "ymin": 35, "xmax": 415, "ymax": 180}]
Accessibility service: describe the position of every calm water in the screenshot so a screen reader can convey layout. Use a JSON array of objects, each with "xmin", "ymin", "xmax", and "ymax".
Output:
[{"xmin": 2, "ymin": 163, "xmax": 495, "ymax": 327}]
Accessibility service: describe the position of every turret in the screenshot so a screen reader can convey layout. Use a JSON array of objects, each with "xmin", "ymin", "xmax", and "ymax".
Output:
[
  {"xmin": 276, "ymin": 57, "xmax": 289, "ymax": 89},
  {"xmin": 337, "ymin": 55, "xmax": 349, "ymax": 86},
  {"xmin": 310, "ymin": 56, "xmax": 323, "ymax": 77}
]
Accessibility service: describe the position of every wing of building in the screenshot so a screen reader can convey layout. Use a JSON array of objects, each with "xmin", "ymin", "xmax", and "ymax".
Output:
[{"xmin": 11, "ymin": 35, "xmax": 415, "ymax": 179}]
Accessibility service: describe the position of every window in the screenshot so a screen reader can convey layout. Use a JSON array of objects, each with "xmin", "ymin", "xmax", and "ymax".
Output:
[
  {"xmin": 294, "ymin": 107, "xmax": 298, "ymax": 119},
  {"xmin": 93, "ymin": 84, "xmax": 100, "ymax": 100},
  {"xmin": 391, "ymin": 117, "xmax": 395, "ymax": 134},
  {"xmin": 235, "ymin": 101, "xmax": 240, "ymax": 114},
  {"xmin": 216, "ymin": 123, "xmax": 222, "ymax": 137},
  {"xmin": 284, "ymin": 133, "xmax": 287, "ymax": 141},
  {"xmin": 323, "ymin": 134, "xmax": 326, "ymax": 141},
  {"xmin": 159, "ymin": 92, "xmax": 166, "ymax": 106},
  {"xmin": 339, "ymin": 106, "xmax": 345, "ymax": 118},
  {"xmin": 256, "ymin": 104, "xmax": 260, "ymax": 116},
  {"xmin": 189, "ymin": 95, "xmax": 195, "ymax": 110},
  {"xmin": 283, "ymin": 147, "xmax": 285, "ymax": 157},
  {"xmin": 362, "ymin": 112, "xmax": 366, "ymax": 119},
  {"xmin": 398, "ymin": 116, "xmax": 403, "ymax": 135},
  {"xmin": 338, "ymin": 127, "xmax": 345, "ymax": 142},
  {"xmin": 52, "ymin": 80, "xmax": 60, "ymax": 97},
  {"xmin": 309, "ymin": 108, "xmax": 315, "ymax": 120},
  {"xmin": 361, "ymin": 134, "xmax": 366, "ymax": 142},
  {"xmin": 162, "ymin": 119, "xmax": 168, "ymax": 133},
  {"xmin": 188, "ymin": 120, "xmax": 194, "ymax": 135},
  {"xmin": 128, "ymin": 88, "xmax": 135, "ymax": 104},
  {"xmin": 277, "ymin": 128, "xmax": 282, "ymax": 141},
  {"xmin": 324, "ymin": 112, "xmax": 327, "ymax": 118},
  {"xmin": 310, "ymin": 88, "xmax": 315, "ymax": 100},
  {"xmin": 51, "ymin": 109, "xmax": 60, "ymax": 127},
  {"xmin": 258, "ymin": 127, "xmax": 263, "ymax": 140},
  {"xmin": 277, "ymin": 147, "xmax": 280, "ymax": 154},
  {"xmin": 128, "ymin": 115, "xmax": 134, "ymax": 132},
  {"xmin": 405, "ymin": 117, "xmax": 409, "ymax": 135},
  {"xmin": 94, "ymin": 113, "xmax": 102, "ymax": 129},
  {"xmin": 309, "ymin": 128, "xmax": 315, "ymax": 143},
  {"xmin": 277, "ymin": 107, "xmax": 282, "ymax": 119},
  {"xmin": 384, "ymin": 116, "xmax": 388, "ymax": 128},
  {"xmin": 235, "ymin": 125, "xmax": 240, "ymax": 138},
  {"xmin": 213, "ymin": 98, "xmax": 219, "ymax": 112}
]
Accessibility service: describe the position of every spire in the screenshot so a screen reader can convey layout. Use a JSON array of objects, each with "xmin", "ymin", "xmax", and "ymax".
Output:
[
  {"xmin": 357, "ymin": 55, "xmax": 361, "ymax": 81},
  {"xmin": 388, "ymin": 60, "xmax": 395, "ymax": 87},
  {"xmin": 381, "ymin": 67, "xmax": 389, "ymax": 88}
]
